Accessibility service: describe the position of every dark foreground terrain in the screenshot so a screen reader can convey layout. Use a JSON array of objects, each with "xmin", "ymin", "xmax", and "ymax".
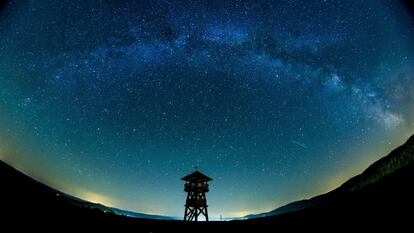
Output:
[{"xmin": 2, "ymin": 135, "xmax": 414, "ymax": 232}]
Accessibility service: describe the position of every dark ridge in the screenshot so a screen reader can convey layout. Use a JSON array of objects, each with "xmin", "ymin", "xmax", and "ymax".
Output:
[{"xmin": 246, "ymin": 134, "xmax": 414, "ymax": 220}]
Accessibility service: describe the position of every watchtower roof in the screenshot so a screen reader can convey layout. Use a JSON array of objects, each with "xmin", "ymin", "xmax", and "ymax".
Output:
[{"xmin": 181, "ymin": 171, "xmax": 212, "ymax": 182}]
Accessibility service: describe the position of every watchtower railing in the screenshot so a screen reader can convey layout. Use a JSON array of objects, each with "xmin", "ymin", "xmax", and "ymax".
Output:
[{"xmin": 184, "ymin": 183, "xmax": 209, "ymax": 192}]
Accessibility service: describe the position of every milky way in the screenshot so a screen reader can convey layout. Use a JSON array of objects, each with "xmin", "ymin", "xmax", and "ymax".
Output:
[{"xmin": 0, "ymin": 0, "xmax": 413, "ymax": 218}]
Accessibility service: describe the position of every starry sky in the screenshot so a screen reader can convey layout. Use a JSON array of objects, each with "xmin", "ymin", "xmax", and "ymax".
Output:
[{"xmin": 0, "ymin": 0, "xmax": 414, "ymax": 219}]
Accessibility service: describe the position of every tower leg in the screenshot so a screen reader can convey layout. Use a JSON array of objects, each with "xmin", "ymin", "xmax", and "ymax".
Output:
[
  {"xmin": 184, "ymin": 206, "xmax": 188, "ymax": 221},
  {"xmin": 205, "ymin": 207, "xmax": 209, "ymax": 221}
]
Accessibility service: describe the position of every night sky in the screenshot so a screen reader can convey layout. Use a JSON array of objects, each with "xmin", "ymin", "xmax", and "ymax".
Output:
[{"xmin": 1, "ymin": 0, "xmax": 414, "ymax": 219}]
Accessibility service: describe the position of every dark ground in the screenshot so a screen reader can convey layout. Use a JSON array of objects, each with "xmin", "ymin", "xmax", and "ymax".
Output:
[{"xmin": 1, "ymin": 136, "xmax": 413, "ymax": 232}]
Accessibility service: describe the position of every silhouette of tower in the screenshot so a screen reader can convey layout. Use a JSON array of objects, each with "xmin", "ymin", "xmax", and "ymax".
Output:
[{"xmin": 182, "ymin": 170, "xmax": 212, "ymax": 221}]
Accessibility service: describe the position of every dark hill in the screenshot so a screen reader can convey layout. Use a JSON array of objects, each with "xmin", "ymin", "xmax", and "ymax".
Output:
[
  {"xmin": 1, "ymin": 134, "xmax": 414, "ymax": 232},
  {"xmin": 245, "ymin": 134, "xmax": 414, "ymax": 219}
]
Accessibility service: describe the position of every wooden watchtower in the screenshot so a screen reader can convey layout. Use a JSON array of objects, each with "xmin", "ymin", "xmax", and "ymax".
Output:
[{"xmin": 182, "ymin": 170, "xmax": 212, "ymax": 221}]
